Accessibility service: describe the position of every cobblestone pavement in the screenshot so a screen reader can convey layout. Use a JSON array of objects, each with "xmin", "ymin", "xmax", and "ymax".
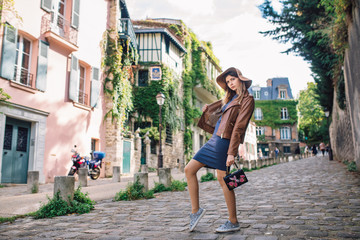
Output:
[{"xmin": 1, "ymin": 156, "xmax": 360, "ymax": 240}]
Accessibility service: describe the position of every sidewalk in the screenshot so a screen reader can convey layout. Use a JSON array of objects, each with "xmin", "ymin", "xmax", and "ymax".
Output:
[{"xmin": 0, "ymin": 168, "xmax": 206, "ymax": 218}]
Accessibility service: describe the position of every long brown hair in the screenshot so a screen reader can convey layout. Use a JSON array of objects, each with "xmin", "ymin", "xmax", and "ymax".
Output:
[{"xmin": 222, "ymin": 71, "xmax": 246, "ymax": 106}]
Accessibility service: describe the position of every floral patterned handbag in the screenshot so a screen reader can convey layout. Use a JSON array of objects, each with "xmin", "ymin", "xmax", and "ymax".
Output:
[{"xmin": 223, "ymin": 162, "xmax": 248, "ymax": 191}]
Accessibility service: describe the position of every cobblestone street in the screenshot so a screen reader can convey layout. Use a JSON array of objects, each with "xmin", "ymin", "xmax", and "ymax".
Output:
[{"xmin": 1, "ymin": 156, "xmax": 360, "ymax": 240}]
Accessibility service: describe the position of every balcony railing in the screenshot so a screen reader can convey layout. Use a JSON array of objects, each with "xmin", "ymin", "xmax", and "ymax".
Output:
[
  {"xmin": 78, "ymin": 90, "xmax": 88, "ymax": 105},
  {"xmin": 41, "ymin": 12, "xmax": 78, "ymax": 46},
  {"xmin": 14, "ymin": 66, "xmax": 33, "ymax": 87},
  {"xmin": 119, "ymin": 18, "xmax": 137, "ymax": 48}
]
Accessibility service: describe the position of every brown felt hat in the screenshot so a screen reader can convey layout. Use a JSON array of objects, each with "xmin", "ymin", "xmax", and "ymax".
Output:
[{"xmin": 216, "ymin": 67, "xmax": 252, "ymax": 90}]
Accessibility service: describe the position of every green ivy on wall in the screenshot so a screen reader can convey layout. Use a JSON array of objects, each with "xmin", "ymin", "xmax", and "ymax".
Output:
[
  {"xmin": 180, "ymin": 26, "xmax": 223, "ymax": 160},
  {"xmin": 101, "ymin": 30, "xmax": 137, "ymax": 129},
  {"xmin": 134, "ymin": 20, "xmax": 223, "ymax": 162},
  {"xmin": 132, "ymin": 65, "xmax": 182, "ymax": 133},
  {"xmin": 252, "ymin": 100, "xmax": 298, "ymax": 129}
]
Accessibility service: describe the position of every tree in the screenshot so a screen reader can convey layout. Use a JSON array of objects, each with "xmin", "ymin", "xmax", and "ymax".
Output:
[
  {"xmin": 297, "ymin": 82, "xmax": 328, "ymax": 143},
  {"xmin": 259, "ymin": 0, "xmax": 339, "ymax": 112}
]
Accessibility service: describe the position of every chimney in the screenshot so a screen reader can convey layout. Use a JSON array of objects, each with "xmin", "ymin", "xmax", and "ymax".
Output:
[{"xmin": 267, "ymin": 79, "xmax": 272, "ymax": 87}]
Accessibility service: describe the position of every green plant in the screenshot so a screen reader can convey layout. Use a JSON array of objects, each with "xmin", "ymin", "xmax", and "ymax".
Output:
[
  {"xmin": 0, "ymin": 184, "xmax": 5, "ymax": 188},
  {"xmin": 170, "ymin": 180, "xmax": 187, "ymax": 191},
  {"xmin": 200, "ymin": 173, "xmax": 217, "ymax": 182},
  {"xmin": 344, "ymin": 161, "xmax": 357, "ymax": 172},
  {"xmin": 152, "ymin": 182, "xmax": 171, "ymax": 193},
  {"xmin": 102, "ymin": 29, "xmax": 136, "ymax": 129},
  {"xmin": 114, "ymin": 178, "xmax": 154, "ymax": 201},
  {"xmin": 148, "ymin": 167, "xmax": 157, "ymax": 172},
  {"xmin": 31, "ymin": 184, "xmax": 38, "ymax": 194},
  {"xmin": 33, "ymin": 187, "xmax": 95, "ymax": 219}
]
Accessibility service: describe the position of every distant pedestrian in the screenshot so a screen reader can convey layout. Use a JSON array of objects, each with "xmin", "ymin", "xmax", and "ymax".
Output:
[
  {"xmin": 319, "ymin": 142, "xmax": 326, "ymax": 156},
  {"xmin": 274, "ymin": 147, "xmax": 279, "ymax": 159},
  {"xmin": 258, "ymin": 149, "xmax": 263, "ymax": 159},
  {"xmin": 312, "ymin": 144, "xmax": 318, "ymax": 156},
  {"xmin": 185, "ymin": 67, "xmax": 254, "ymax": 233},
  {"xmin": 295, "ymin": 146, "xmax": 300, "ymax": 155}
]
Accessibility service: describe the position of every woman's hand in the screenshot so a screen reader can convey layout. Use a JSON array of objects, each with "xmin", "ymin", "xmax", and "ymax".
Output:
[
  {"xmin": 202, "ymin": 104, "xmax": 208, "ymax": 112},
  {"xmin": 226, "ymin": 155, "xmax": 235, "ymax": 167}
]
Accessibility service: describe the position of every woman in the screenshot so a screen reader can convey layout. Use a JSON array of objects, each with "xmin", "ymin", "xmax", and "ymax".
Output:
[{"xmin": 184, "ymin": 67, "xmax": 255, "ymax": 232}]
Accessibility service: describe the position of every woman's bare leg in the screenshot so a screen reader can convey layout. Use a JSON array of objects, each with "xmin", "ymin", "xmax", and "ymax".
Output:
[
  {"xmin": 217, "ymin": 169, "xmax": 238, "ymax": 224},
  {"xmin": 184, "ymin": 159, "xmax": 205, "ymax": 213}
]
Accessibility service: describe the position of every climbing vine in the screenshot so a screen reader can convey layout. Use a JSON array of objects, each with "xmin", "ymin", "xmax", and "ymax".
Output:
[
  {"xmin": 101, "ymin": 30, "xmax": 137, "ymax": 129},
  {"xmin": 173, "ymin": 24, "xmax": 223, "ymax": 160},
  {"xmin": 133, "ymin": 20, "xmax": 223, "ymax": 162},
  {"xmin": 132, "ymin": 65, "xmax": 182, "ymax": 133},
  {"xmin": 252, "ymin": 100, "xmax": 298, "ymax": 129}
]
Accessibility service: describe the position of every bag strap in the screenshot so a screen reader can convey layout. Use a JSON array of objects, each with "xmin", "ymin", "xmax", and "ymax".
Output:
[{"xmin": 226, "ymin": 162, "xmax": 239, "ymax": 175}]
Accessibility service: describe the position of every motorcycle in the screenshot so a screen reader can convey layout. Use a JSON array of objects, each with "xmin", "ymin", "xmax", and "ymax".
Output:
[{"xmin": 68, "ymin": 145, "xmax": 106, "ymax": 180}]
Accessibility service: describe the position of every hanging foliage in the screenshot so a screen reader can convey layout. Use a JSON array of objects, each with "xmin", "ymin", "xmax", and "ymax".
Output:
[{"xmin": 101, "ymin": 30, "xmax": 137, "ymax": 129}]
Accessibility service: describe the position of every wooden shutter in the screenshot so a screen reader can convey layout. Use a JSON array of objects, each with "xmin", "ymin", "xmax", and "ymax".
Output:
[
  {"xmin": 0, "ymin": 24, "xmax": 17, "ymax": 80},
  {"xmin": 71, "ymin": 0, "xmax": 80, "ymax": 29},
  {"xmin": 36, "ymin": 40, "xmax": 49, "ymax": 91},
  {"xmin": 90, "ymin": 67, "xmax": 101, "ymax": 108},
  {"xmin": 69, "ymin": 55, "xmax": 79, "ymax": 102},
  {"xmin": 41, "ymin": 0, "xmax": 52, "ymax": 12}
]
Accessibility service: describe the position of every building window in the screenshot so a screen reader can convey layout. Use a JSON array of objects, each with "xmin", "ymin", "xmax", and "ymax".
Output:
[
  {"xmin": 256, "ymin": 126, "xmax": 265, "ymax": 136},
  {"xmin": 91, "ymin": 138, "xmax": 99, "ymax": 152},
  {"xmin": 254, "ymin": 108, "xmax": 262, "ymax": 120},
  {"xmin": 281, "ymin": 107, "xmax": 289, "ymax": 120},
  {"xmin": 165, "ymin": 37, "xmax": 170, "ymax": 54},
  {"xmin": 150, "ymin": 139, "xmax": 157, "ymax": 154},
  {"xmin": 254, "ymin": 90, "xmax": 260, "ymax": 99},
  {"xmin": 138, "ymin": 70, "xmax": 148, "ymax": 86},
  {"xmin": 78, "ymin": 65, "xmax": 86, "ymax": 104},
  {"xmin": 280, "ymin": 90, "xmax": 286, "ymax": 99},
  {"xmin": 14, "ymin": 35, "xmax": 33, "ymax": 86},
  {"xmin": 280, "ymin": 127, "xmax": 291, "ymax": 140},
  {"xmin": 165, "ymin": 125, "xmax": 172, "ymax": 144},
  {"xmin": 283, "ymin": 146, "xmax": 291, "ymax": 153}
]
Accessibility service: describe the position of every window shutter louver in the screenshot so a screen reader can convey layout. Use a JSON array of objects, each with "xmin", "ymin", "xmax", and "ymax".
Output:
[
  {"xmin": 90, "ymin": 67, "xmax": 101, "ymax": 108},
  {"xmin": 41, "ymin": 0, "xmax": 52, "ymax": 12},
  {"xmin": 36, "ymin": 41, "xmax": 49, "ymax": 91},
  {"xmin": 71, "ymin": 0, "xmax": 80, "ymax": 29},
  {"xmin": 69, "ymin": 55, "xmax": 79, "ymax": 102},
  {"xmin": 0, "ymin": 24, "xmax": 17, "ymax": 80}
]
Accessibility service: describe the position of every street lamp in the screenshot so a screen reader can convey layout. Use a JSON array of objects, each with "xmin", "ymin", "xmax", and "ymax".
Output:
[
  {"xmin": 156, "ymin": 92, "xmax": 165, "ymax": 169},
  {"xmin": 324, "ymin": 110, "xmax": 333, "ymax": 160}
]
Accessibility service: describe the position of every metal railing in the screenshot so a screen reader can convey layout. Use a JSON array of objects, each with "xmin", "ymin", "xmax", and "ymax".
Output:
[
  {"xmin": 119, "ymin": 18, "xmax": 137, "ymax": 47},
  {"xmin": 41, "ymin": 12, "xmax": 78, "ymax": 46},
  {"xmin": 78, "ymin": 90, "xmax": 88, "ymax": 105},
  {"xmin": 14, "ymin": 66, "xmax": 33, "ymax": 87}
]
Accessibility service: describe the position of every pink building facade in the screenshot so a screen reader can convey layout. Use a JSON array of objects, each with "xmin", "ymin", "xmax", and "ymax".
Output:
[{"xmin": 0, "ymin": 0, "xmax": 109, "ymax": 183}]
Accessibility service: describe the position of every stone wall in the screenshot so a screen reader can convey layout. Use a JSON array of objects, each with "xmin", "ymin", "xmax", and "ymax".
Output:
[
  {"xmin": 330, "ymin": 90, "xmax": 354, "ymax": 163},
  {"xmin": 343, "ymin": 0, "xmax": 360, "ymax": 169}
]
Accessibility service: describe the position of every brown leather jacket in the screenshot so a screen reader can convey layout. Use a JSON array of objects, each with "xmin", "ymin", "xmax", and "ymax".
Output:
[{"xmin": 197, "ymin": 91, "xmax": 255, "ymax": 156}]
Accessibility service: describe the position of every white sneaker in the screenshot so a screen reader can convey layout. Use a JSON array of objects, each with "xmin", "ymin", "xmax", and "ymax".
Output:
[{"xmin": 215, "ymin": 220, "xmax": 240, "ymax": 233}]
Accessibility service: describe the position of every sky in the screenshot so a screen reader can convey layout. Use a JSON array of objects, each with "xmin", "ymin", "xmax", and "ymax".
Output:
[{"xmin": 126, "ymin": 0, "xmax": 314, "ymax": 98}]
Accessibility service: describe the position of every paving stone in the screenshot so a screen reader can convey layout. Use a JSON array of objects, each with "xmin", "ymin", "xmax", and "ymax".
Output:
[
  {"xmin": 192, "ymin": 234, "xmax": 219, "ymax": 240},
  {"xmin": 304, "ymin": 230, "xmax": 329, "ymax": 237},
  {"xmin": 254, "ymin": 237, "xmax": 278, "ymax": 240},
  {"xmin": 270, "ymin": 224, "xmax": 290, "ymax": 230},
  {"xmin": 337, "ymin": 232, "xmax": 360, "ymax": 238}
]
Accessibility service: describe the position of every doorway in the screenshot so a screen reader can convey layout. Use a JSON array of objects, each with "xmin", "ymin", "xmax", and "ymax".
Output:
[{"xmin": 1, "ymin": 117, "xmax": 31, "ymax": 183}]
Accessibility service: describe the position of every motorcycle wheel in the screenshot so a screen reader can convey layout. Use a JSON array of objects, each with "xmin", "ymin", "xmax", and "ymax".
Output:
[
  {"xmin": 90, "ymin": 167, "xmax": 100, "ymax": 180},
  {"xmin": 68, "ymin": 168, "xmax": 76, "ymax": 176}
]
